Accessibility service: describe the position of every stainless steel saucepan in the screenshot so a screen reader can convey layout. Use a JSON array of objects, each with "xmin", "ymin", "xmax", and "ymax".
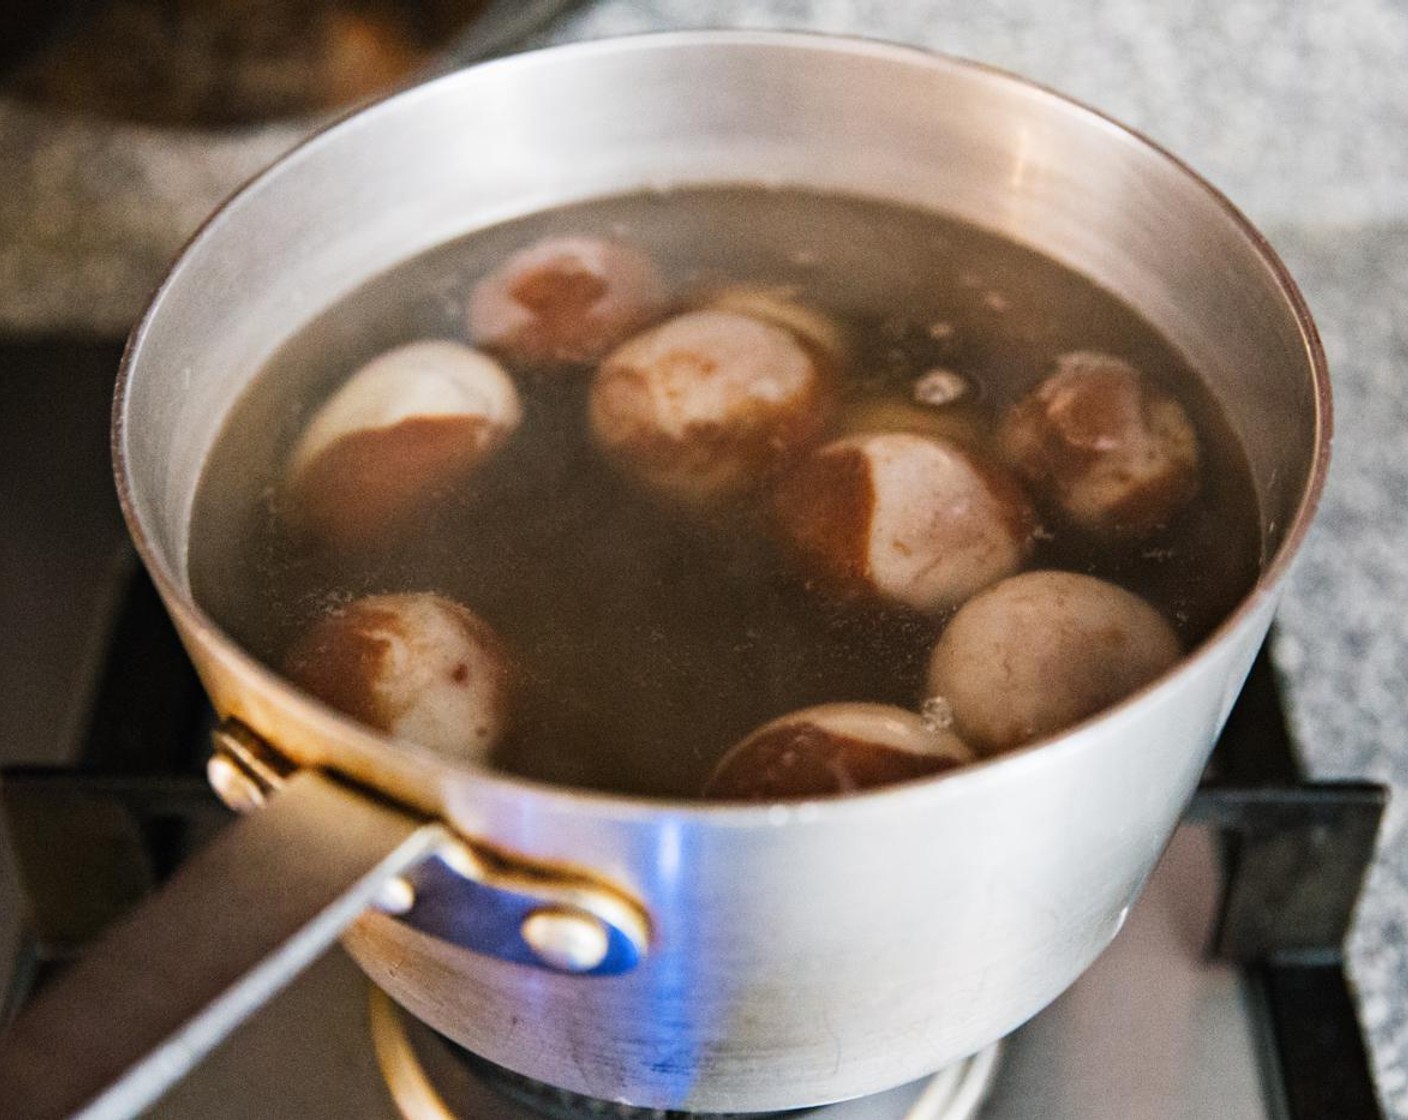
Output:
[{"xmin": 0, "ymin": 31, "xmax": 1329, "ymax": 1119}]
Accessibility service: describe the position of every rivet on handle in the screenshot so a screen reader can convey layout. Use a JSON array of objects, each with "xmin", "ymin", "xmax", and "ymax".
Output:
[{"xmin": 521, "ymin": 907, "xmax": 612, "ymax": 973}]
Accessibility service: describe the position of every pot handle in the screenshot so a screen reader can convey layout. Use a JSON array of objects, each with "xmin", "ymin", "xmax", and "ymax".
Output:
[{"xmin": 0, "ymin": 768, "xmax": 447, "ymax": 1120}]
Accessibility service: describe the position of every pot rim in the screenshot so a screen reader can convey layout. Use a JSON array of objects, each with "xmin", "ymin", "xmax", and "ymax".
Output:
[{"xmin": 112, "ymin": 28, "xmax": 1332, "ymax": 826}]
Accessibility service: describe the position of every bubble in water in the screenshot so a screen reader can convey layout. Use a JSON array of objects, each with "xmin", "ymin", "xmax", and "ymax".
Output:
[
  {"xmin": 913, "ymin": 368, "xmax": 969, "ymax": 407},
  {"xmin": 921, "ymin": 695, "xmax": 955, "ymax": 732}
]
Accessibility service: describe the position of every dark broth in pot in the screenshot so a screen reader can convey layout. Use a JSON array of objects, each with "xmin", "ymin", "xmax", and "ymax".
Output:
[{"xmin": 190, "ymin": 187, "xmax": 1261, "ymax": 798}]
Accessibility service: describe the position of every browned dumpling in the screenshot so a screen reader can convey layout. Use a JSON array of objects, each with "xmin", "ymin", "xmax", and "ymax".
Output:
[
  {"xmin": 590, "ymin": 309, "xmax": 833, "ymax": 505},
  {"xmin": 926, "ymin": 570, "xmax": 1181, "ymax": 755},
  {"xmin": 773, "ymin": 431, "xmax": 1034, "ymax": 615},
  {"xmin": 997, "ymin": 352, "xmax": 1200, "ymax": 539},
  {"xmin": 284, "ymin": 340, "xmax": 521, "ymax": 550},
  {"xmin": 467, "ymin": 236, "xmax": 667, "ymax": 367},
  {"xmin": 283, "ymin": 592, "xmax": 512, "ymax": 764},
  {"xmin": 704, "ymin": 702, "xmax": 973, "ymax": 800}
]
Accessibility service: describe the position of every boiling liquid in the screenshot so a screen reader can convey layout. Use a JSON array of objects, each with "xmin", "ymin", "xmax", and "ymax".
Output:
[{"xmin": 190, "ymin": 188, "xmax": 1261, "ymax": 797}]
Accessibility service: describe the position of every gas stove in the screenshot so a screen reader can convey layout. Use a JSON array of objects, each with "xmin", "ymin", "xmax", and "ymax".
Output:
[{"xmin": 0, "ymin": 338, "xmax": 1387, "ymax": 1119}]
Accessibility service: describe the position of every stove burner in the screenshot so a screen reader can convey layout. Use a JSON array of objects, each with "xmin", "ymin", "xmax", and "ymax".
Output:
[{"xmin": 367, "ymin": 988, "xmax": 998, "ymax": 1120}]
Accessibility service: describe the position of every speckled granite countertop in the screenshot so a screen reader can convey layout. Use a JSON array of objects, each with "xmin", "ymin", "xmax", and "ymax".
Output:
[{"xmin": 2, "ymin": 0, "xmax": 1404, "ymax": 1113}]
